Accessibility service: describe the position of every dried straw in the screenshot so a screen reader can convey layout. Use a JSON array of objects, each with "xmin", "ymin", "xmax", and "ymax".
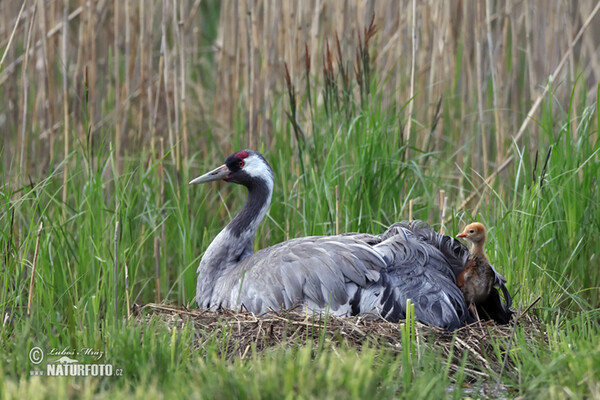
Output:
[{"xmin": 135, "ymin": 302, "xmax": 545, "ymax": 382}]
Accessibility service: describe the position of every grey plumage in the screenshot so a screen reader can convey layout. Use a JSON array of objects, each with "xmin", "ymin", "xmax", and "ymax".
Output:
[{"xmin": 190, "ymin": 150, "xmax": 511, "ymax": 330}]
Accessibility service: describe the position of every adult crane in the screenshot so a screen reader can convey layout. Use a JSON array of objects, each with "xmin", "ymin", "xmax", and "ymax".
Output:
[{"xmin": 190, "ymin": 150, "xmax": 511, "ymax": 330}]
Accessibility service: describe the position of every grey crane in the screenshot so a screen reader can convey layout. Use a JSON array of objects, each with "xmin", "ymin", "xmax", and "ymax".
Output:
[{"xmin": 190, "ymin": 150, "xmax": 512, "ymax": 330}]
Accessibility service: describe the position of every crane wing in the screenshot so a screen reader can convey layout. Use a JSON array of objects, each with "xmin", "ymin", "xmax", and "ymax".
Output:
[
  {"xmin": 381, "ymin": 220, "xmax": 470, "ymax": 277},
  {"xmin": 359, "ymin": 227, "xmax": 473, "ymax": 330},
  {"xmin": 207, "ymin": 235, "xmax": 386, "ymax": 314}
]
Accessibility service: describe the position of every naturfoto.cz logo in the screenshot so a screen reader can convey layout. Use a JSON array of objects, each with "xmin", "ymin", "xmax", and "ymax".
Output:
[{"xmin": 29, "ymin": 346, "xmax": 123, "ymax": 377}]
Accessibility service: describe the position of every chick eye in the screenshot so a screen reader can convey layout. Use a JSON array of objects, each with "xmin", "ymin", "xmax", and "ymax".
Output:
[
  {"xmin": 469, "ymin": 229, "xmax": 474, "ymax": 233},
  {"xmin": 238, "ymin": 161, "xmax": 245, "ymax": 167}
]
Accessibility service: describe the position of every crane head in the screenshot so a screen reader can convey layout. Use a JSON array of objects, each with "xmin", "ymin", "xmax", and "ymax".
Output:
[{"xmin": 189, "ymin": 150, "xmax": 273, "ymax": 189}]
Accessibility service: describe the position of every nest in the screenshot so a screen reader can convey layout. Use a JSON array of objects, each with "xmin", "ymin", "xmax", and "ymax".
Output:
[{"xmin": 133, "ymin": 302, "xmax": 545, "ymax": 382}]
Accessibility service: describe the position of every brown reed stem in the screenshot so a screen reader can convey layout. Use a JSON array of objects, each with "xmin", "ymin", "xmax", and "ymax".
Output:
[
  {"xmin": 161, "ymin": 0, "xmax": 176, "ymax": 166},
  {"xmin": 19, "ymin": 3, "xmax": 37, "ymax": 174},
  {"xmin": 155, "ymin": 137, "xmax": 165, "ymax": 304},
  {"xmin": 485, "ymin": 0, "xmax": 502, "ymax": 165},
  {"xmin": 522, "ymin": 296, "xmax": 542, "ymax": 316},
  {"xmin": 154, "ymin": 236, "xmax": 161, "ymax": 303},
  {"xmin": 138, "ymin": 0, "xmax": 146, "ymax": 143},
  {"xmin": 27, "ymin": 222, "xmax": 43, "ymax": 315},
  {"xmin": 245, "ymin": 0, "xmax": 255, "ymax": 148},
  {"xmin": 474, "ymin": 2, "xmax": 487, "ymax": 180},
  {"xmin": 0, "ymin": 1, "xmax": 26, "ymax": 67},
  {"xmin": 87, "ymin": 0, "xmax": 96, "ymax": 132},
  {"xmin": 125, "ymin": 263, "xmax": 131, "ymax": 320},
  {"xmin": 37, "ymin": 0, "xmax": 55, "ymax": 163},
  {"xmin": 178, "ymin": 1, "xmax": 189, "ymax": 170},
  {"xmin": 61, "ymin": 0, "xmax": 69, "ymax": 206},
  {"xmin": 113, "ymin": 0, "xmax": 121, "ymax": 166},
  {"xmin": 114, "ymin": 220, "xmax": 120, "ymax": 321},
  {"xmin": 152, "ymin": 54, "xmax": 164, "ymax": 139},
  {"xmin": 404, "ymin": 0, "xmax": 416, "ymax": 159},
  {"xmin": 171, "ymin": 4, "xmax": 181, "ymax": 171},
  {"xmin": 335, "ymin": 185, "xmax": 339, "ymax": 235},
  {"xmin": 438, "ymin": 190, "xmax": 446, "ymax": 234}
]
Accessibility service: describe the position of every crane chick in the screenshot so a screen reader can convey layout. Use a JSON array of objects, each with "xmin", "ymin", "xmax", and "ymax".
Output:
[{"xmin": 456, "ymin": 223, "xmax": 497, "ymax": 319}]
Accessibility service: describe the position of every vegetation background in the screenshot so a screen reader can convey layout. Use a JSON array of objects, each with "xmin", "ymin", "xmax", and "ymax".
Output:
[{"xmin": 1, "ymin": 0, "xmax": 599, "ymax": 398}]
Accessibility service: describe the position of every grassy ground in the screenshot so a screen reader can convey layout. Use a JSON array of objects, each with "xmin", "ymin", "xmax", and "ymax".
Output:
[{"xmin": 2, "ymin": 1, "xmax": 600, "ymax": 398}]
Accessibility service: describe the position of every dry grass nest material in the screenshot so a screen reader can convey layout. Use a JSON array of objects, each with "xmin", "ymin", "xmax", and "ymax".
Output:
[{"xmin": 133, "ymin": 302, "xmax": 545, "ymax": 380}]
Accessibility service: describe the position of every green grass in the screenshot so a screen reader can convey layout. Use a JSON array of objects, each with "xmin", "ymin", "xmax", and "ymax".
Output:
[{"xmin": 2, "ymin": 22, "xmax": 600, "ymax": 400}]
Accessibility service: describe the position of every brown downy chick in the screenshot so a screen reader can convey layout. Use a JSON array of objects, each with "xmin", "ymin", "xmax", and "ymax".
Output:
[{"xmin": 456, "ymin": 223, "xmax": 496, "ymax": 318}]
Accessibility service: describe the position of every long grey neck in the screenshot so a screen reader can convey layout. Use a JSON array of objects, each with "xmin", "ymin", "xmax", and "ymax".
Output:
[
  {"xmin": 197, "ymin": 177, "xmax": 273, "ymax": 282},
  {"xmin": 225, "ymin": 178, "xmax": 273, "ymax": 257}
]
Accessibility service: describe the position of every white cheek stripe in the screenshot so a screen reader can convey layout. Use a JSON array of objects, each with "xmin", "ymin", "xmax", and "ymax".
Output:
[{"xmin": 243, "ymin": 154, "xmax": 273, "ymax": 186}]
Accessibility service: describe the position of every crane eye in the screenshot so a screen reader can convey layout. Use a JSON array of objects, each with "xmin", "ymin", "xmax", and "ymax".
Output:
[
  {"xmin": 238, "ymin": 161, "xmax": 245, "ymax": 167},
  {"xmin": 469, "ymin": 229, "xmax": 474, "ymax": 233}
]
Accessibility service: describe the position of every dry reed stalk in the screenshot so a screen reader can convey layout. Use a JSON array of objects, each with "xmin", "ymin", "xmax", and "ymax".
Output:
[
  {"xmin": 564, "ymin": 4, "xmax": 578, "ymax": 137},
  {"xmin": 111, "ymin": 221, "xmax": 119, "ymax": 320},
  {"xmin": 36, "ymin": 0, "xmax": 54, "ymax": 163},
  {"xmin": 578, "ymin": 4, "xmax": 600, "ymax": 94},
  {"xmin": 152, "ymin": 50, "xmax": 164, "ymax": 140},
  {"xmin": 231, "ymin": 0, "xmax": 240, "ymax": 138},
  {"xmin": 474, "ymin": 1, "xmax": 487, "ymax": 179},
  {"xmin": 161, "ymin": 0, "xmax": 176, "ymax": 166},
  {"xmin": 155, "ymin": 137, "xmax": 165, "ymax": 304},
  {"xmin": 335, "ymin": 185, "xmax": 339, "ymax": 235},
  {"xmin": 145, "ymin": 0, "xmax": 156, "ymax": 139},
  {"xmin": 171, "ymin": 2, "xmax": 181, "ymax": 170},
  {"xmin": 523, "ymin": 4, "xmax": 536, "ymax": 104},
  {"xmin": 125, "ymin": 263, "xmax": 131, "ymax": 320},
  {"xmin": 125, "ymin": 0, "xmax": 131, "ymax": 118},
  {"xmin": 154, "ymin": 236, "xmax": 161, "ymax": 303},
  {"xmin": 72, "ymin": 3, "xmax": 84, "ymax": 147},
  {"xmin": 178, "ymin": 1, "xmax": 189, "ymax": 170},
  {"xmin": 61, "ymin": 0, "xmax": 69, "ymax": 206},
  {"xmin": 0, "ymin": 1, "xmax": 26, "ymax": 67},
  {"xmin": 113, "ymin": 0, "xmax": 121, "ymax": 166},
  {"xmin": 138, "ymin": 0, "xmax": 145, "ymax": 143},
  {"xmin": 408, "ymin": 199, "xmax": 413, "ymax": 221},
  {"xmin": 424, "ymin": 4, "xmax": 440, "ymax": 152},
  {"xmin": 87, "ymin": 0, "xmax": 95, "ymax": 132},
  {"xmin": 160, "ymin": 136, "xmax": 165, "ymax": 199},
  {"xmin": 124, "ymin": 2, "xmax": 139, "ymax": 148},
  {"xmin": 485, "ymin": 0, "xmax": 502, "ymax": 166},
  {"xmin": 19, "ymin": 3, "xmax": 37, "ymax": 174},
  {"xmin": 438, "ymin": 189, "xmax": 446, "ymax": 234},
  {"xmin": 26, "ymin": 222, "xmax": 43, "ymax": 315},
  {"xmin": 244, "ymin": 0, "xmax": 255, "ymax": 148},
  {"xmin": 405, "ymin": 0, "xmax": 416, "ymax": 160}
]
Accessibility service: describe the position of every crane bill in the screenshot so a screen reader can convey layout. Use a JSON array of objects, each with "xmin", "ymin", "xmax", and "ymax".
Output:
[{"xmin": 189, "ymin": 164, "xmax": 229, "ymax": 184}]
